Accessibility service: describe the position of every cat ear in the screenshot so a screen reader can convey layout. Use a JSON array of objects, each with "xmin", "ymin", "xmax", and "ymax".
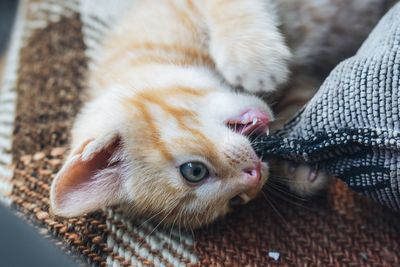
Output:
[{"xmin": 50, "ymin": 136, "xmax": 127, "ymax": 217}]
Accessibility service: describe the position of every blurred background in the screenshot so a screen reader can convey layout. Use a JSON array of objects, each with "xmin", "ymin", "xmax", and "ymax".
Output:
[{"xmin": 0, "ymin": 0, "xmax": 19, "ymax": 54}]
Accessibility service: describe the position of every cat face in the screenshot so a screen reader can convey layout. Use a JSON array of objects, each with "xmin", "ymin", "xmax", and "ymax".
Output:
[{"xmin": 50, "ymin": 86, "xmax": 272, "ymax": 228}]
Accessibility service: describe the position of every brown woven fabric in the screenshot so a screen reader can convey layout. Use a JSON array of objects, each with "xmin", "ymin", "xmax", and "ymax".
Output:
[
  {"xmin": 12, "ymin": 14, "xmax": 85, "ymax": 157},
  {"xmin": 4, "ymin": 3, "xmax": 400, "ymax": 267},
  {"xmin": 196, "ymin": 181, "xmax": 399, "ymax": 266}
]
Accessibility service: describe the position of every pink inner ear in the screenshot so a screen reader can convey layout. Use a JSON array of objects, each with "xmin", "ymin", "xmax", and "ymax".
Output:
[
  {"xmin": 51, "ymin": 138, "xmax": 122, "ymax": 217},
  {"xmin": 55, "ymin": 139, "xmax": 120, "ymax": 199}
]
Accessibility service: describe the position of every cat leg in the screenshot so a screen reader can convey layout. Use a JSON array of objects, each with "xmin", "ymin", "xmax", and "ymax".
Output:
[
  {"xmin": 203, "ymin": 0, "xmax": 291, "ymax": 93},
  {"xmin": 279, "ymin": 161, "xmax": 333, "ymax": 197}
]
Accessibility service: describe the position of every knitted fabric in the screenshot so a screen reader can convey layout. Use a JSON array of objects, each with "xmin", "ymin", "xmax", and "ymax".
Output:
[{"xmin": 253, "ymin": 3, "xmax": 400, "ymax": 210}]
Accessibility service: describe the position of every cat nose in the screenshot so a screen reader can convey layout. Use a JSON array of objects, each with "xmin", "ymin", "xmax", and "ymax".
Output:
[{"xmin": 242, "ymin": 161, "xmax": 262, "ymax": 186}]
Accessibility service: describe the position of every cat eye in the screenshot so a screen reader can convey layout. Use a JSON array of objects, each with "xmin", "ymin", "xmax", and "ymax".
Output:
[{"xmin": 179, "ymin": 162, "xmax": 209, "ymax": 183}]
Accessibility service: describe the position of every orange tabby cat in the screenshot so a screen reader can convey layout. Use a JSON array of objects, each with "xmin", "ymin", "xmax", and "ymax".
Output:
[{"xmin": 50, "ymin": 0, "xmax": 290, "ymax": 228}]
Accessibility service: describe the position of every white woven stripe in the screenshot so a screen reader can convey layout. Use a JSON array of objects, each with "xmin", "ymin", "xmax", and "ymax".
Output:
[
  {"xmin": 0, "ymin": 90, "xmax": 16, "ymax": 104},
  {"xmin": 127, "ymin": 222, "xmax": 195, "ymax": 266},
  {"xmin": 0, "ymin": 189, "xmax": 12, "ymax": 205},
  {"xmin": 0, "ymin": 125, "xmax": 12, "ymax": 138},
  {"xmin": 0, "ymin": 153, "xmax": 12, "ymax": 166},
  {"xmin": 29, "ymin": 0, "xmax": 79, "ymax": 17},
  {"xmin": 0, "ymin": 111, "xmax": 14, "ymax": 126},
  {"xmin": 0, "ymin": 164, "xmax": 13, "ymax": 178},
  {"xmin": 104, "ymin": 209, "xmax": 198, "ymax": 267},
  {"xmin": 80, "ymin": 0, "xmax": 132, "ymax": 24},
  {"xmin": 105, "ymin": 211, "xmax": 160, "ymax": 267},
  {"xmin": 0, "ymin": 99, "xmax": 16, "ymax": 113},
  {"xmin": 24, "ymin": 0, "xmax": 80, "ymax": 39},
  {"xmin": 0, "ymin": 137, "xmax": 11, "ymax": 153},
  {"xmin": 24, "ymin": 19, "xmax": 48, "ymax": 31},
  {"xmin": 0, "ymin": 1, "xmax": 30, "ymax": 205},
  {"xmin": 0, "ymin": 179, "xmax": 12, "ymax": 192},
  {"xmin": 140, "ymin": 221, "xmax": 198, "ymax": 263}
]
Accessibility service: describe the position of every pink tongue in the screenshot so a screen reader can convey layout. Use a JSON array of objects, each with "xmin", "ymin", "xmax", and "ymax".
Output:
[{"xmin": 227, "ymin": 108, "xmax": 270, "ymax": 136}]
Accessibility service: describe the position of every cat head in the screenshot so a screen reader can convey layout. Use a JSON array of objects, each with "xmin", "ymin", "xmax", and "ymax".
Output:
[{"xmin": 50, "ymin": 85, "xmax": 272, "ymax": 228}]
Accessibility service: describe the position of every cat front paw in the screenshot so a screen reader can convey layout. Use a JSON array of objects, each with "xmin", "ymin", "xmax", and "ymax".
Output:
[{"xmin": 211, "ymin": 34, "xmax": 291, "ymax": 93}]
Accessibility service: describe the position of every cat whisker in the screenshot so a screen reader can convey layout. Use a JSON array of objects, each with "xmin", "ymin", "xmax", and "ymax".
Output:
[
  {"xmin": 137, "ymin": 203, "xmax": 178, "ymax": 250},
  {"xmin": 269, "ymin": 174, "xmax": 293, "ymax": 179},
  {"xmin": 270, "ymin": 174, "xmax": 317, "ymax": 185},
  {"xmin": 178, "ymin": 220, "xmax": 182, "ymax": 246},
  {"xmin": 260, "ymin": 191, "xmax": 289, "ymax": 227},
  {"xmin": 195, "ymin": 213, "xmax": 202, "ymax": 228},
  {"xmin": 136, "ymin": 209, "xmax": 166, "ymax": 230},
  {"xmin": 266, "ymin": 183, "xmax": 309, "ymax": 204},
  {"xmin": 265, "ymin": 187, "xmax": 317, "ymax": 212},
  {"xmin": 168, "ymin": 209, "xmax": 181, "ymax": 251},
  {"xmin": 178, "ymin": 210, "xmax": 185, "ymax": 245},
  {"xmin": 250, "ymin": 132, "xmax": 263, "ymax": 142},
  {"xmin": 189, "ymin": 225, "xmax": 195, "ymax": 242},
  {"xmin": 245, "ymin": 123, "xmax": 267, "ymax": 138},
  {"xmin": 266, "ymin": 181, "xmax": 308, "ymax": 201},
  {"xmin": 177, "ymin": 208, "xmax": 185, "ymax": 244}
]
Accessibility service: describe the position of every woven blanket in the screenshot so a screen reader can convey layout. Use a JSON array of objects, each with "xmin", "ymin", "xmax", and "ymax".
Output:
[
  {"xmin": 0, "ymin": 0, "xmax": 399, "ymax": 266},
  {"xmin": 253, "ymin": 3, "xmax": 400, "ymax": 211}
]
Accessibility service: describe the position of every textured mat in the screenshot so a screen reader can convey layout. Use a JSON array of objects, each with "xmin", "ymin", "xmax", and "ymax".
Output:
[{"xmin": 1, "ymin": 1, "xmax": 399, "ymax": 266}]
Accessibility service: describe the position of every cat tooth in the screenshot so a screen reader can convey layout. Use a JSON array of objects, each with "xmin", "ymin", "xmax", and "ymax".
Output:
[
  {"xmin": 241, "ymin": 114, "xmax": 250, "ymax": 124},
  {"xmin": 265, "ymin": 127, "xmax": 270, "ymax": 135},
  {"xmin": 252, "ymin": 118, "xmax": 258, "ymax": 125}
]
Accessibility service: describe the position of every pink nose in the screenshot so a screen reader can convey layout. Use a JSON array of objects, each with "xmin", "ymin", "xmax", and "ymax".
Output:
[{"xmin": 242, "ymin": 162, "xmax": 262, "ymax": 186}]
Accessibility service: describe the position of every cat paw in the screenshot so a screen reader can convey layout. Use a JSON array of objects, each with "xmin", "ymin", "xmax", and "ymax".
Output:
[
  {"xmin": 210, "ymin": 33, "xmax": 291, "ymax": 93},
  {"xmin": 281, "ymin": 161, "xmax": 332, "ymax": 197}
]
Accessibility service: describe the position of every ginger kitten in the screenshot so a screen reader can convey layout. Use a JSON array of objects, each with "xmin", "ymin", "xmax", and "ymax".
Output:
[{"xmin": 50, "ymin": 0, "xmax": 290, "ymax": 228}]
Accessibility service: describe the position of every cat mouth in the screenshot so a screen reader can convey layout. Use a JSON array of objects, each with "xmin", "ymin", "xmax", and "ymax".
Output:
[{"xmin": 226, "ymin": 108, "xmax": 270, "ymax": 136}]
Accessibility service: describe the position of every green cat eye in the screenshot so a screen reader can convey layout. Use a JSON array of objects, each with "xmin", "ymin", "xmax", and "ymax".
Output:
[{"xmin": 179, "ymin": 162, "xmax": 209, "ymax": 183}]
